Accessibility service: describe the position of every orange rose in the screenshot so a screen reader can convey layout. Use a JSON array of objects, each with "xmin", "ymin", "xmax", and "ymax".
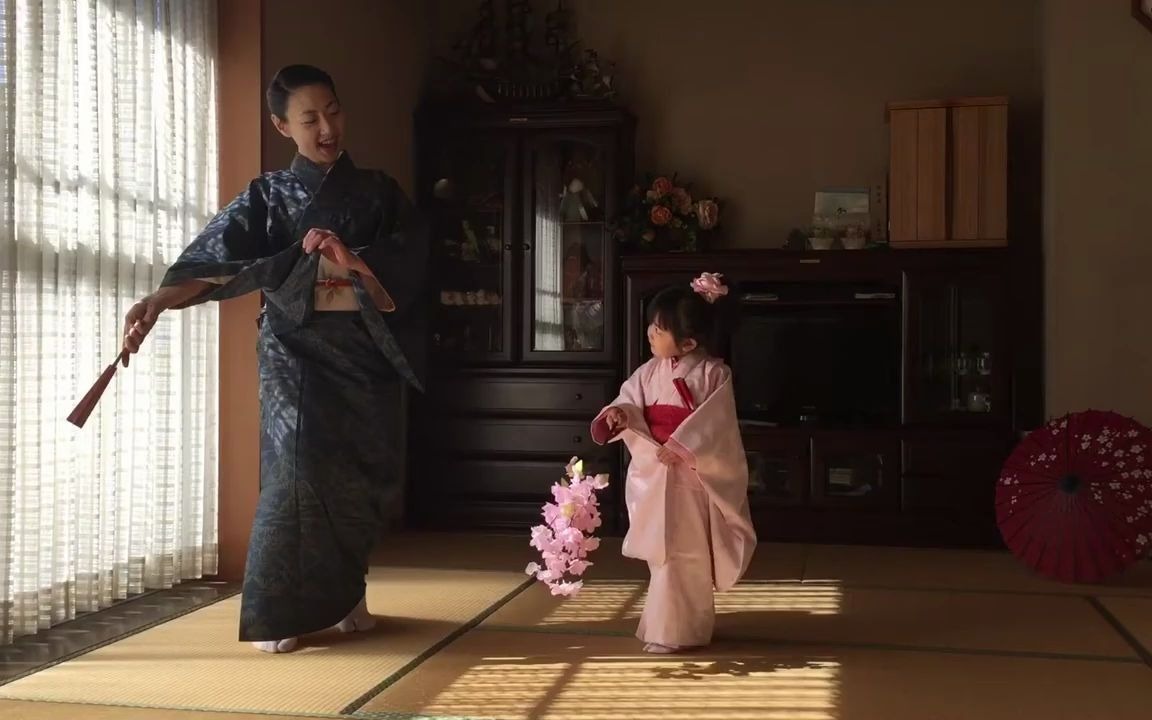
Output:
[
  {"xmin": 650, "ymin": 205, "xmax": 673, "ymax": 226},
  {"xmin": 652, "ymin": 177, "xmax": 673, "ymax": 196},
  {"xmin": 671, "ymin": 187, "xmax": 693, "ymax": 214}
]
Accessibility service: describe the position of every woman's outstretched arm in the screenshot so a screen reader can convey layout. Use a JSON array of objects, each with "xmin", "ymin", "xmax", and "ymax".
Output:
[{"xmin": 121, "ymin": 280, "xmax": 216, "ymax": 364}]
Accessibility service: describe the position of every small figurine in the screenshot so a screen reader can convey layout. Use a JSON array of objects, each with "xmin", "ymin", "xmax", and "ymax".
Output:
[
  {"xmin": 560, "ymin": 178, "xmax": 598, "ymax": 222},
  {"xmin": 559, "ymin": 151, "xmax": 602, "ymax": 222},
  {"xmin": 483, "ymin": 225, "xmax": 502, "ymax": 258},
  {"xmin": 461, "ymin": 220, "xmax": 481, "ymax": 262},
  {"xmin": 568, "ymin": 48, "xmax": 616, "ymax": 99}
]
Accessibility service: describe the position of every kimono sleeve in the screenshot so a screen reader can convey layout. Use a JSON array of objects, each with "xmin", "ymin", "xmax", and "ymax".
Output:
[
  {"xmin": 354, "ymin": 175, "xmax": 430, "ymax": 324},
  {"xmin": 160, "ymin": 178, "xmax": 301, "ymax": 308},
  {"xmin": 665, "ymin": 363, "xmax": 741, "ymax": 470},
  {"xmin": 591, "ymin": 363, "xmax": 649, "ymax": 445}
]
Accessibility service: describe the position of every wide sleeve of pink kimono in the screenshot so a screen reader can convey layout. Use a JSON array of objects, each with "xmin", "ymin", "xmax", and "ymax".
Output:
[
  {"xmin": 591, "ymin": 361, "xmax": 653, "ymax": 446},
  {"xmin": 591, "ymin": 360, "xmax": 666, "ymax": 566},
  {"xmin": 666, "ymin": 360, "xmax": 757, "ymax": 590}
]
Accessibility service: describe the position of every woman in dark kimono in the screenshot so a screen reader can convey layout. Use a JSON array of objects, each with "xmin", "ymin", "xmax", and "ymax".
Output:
[{"xmin": 121, "ymin": 65, "xmax": 428, "ymax": 653}]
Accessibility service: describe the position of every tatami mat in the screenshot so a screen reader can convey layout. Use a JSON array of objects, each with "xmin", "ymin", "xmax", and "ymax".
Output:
[
  {"xmin": 372, "ymin": 533, "xmax": 808, "ymax": 583},
  {"xmin": 0, "ymin": 699, "xmax": 316, "ymax": 720},
  {"xmin": 4, "ymin": 534, "xmax": 1152, "ymax": 720},
  {"xmin": 356, "ymin": 630, "xmax": 1152, "ymax": 720},
  {"xmin": 802, "ymin": 544, "xmax": 1152, "ymax": 596},
  {"xmin": 1097, "ymin": 596, "xmax": 1152, "ymax": 659},
  {"xmin": 482, "ymin": 580, "xmax": 1137, "ymax": 658},
  {"xmin": 0, "ymin": 567, "xmax": 528, "ymax": 716},
  {"xmin": 392, "ymin": 532, "xmax": 1152, "ymax": 596}
]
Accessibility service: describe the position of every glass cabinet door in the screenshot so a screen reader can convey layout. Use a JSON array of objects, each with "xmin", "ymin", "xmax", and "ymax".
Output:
[
  {"xmin": 522, "ymin": 132, "xmax": 617, "ymax": 364},
  {"xmin": 743, "ymin": 431, "xmax": 808, "ymax": 506},
  {"xmin": 904, "ymin": 270, "xmax": 1008, "ymax": 425},
  {"xmin": 810, "ymin": 433, "xmax": 900, "ymax": 508},
  {"xmin": 423, "ymin": 133, "xmax": 515, "ymax": 364}
]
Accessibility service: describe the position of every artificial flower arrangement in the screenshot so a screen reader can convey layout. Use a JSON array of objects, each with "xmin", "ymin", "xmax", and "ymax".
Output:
[
  {"xmin": 612, "ymin": 173, "xmax": 721, "ymax": 253},
  {"xmin": 526, "ymin": 457, "xmax": 610, "ymax": 597}
]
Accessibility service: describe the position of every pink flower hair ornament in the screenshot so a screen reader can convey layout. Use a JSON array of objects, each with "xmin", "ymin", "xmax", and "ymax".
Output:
[
  {"xmin": 525, "ymin": 457, "xmax": 610, "ymax": 597},
  {"xmin": 691, "ymin": 272, "xmax": 728, "ymax": 303}
]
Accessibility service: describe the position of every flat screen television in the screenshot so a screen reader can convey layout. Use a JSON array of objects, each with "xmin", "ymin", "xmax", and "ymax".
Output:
[{"xmin": 728, "ymin": 282, "xmax": 901, "ymax": 427}]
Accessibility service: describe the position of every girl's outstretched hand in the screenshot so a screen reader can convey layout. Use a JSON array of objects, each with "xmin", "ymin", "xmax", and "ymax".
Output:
[{"xmin": 604, "ymin": 406, "xmax": 627, "ymax": 432}]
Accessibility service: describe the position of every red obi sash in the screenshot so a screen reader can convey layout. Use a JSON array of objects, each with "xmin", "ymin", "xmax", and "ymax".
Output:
[
  {"xmin": 644, "ymin": 404, "xmax": 692, "ymax": 444},
  {"xmin": 644, "ymin": 378, "xmax": 696, "ymax": 444}
]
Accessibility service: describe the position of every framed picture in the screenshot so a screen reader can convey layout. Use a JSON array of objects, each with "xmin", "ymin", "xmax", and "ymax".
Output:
[
  {"xmin": 813, "ymin": 188, "xmax": 871, "ymax": 245},
  {"xmin": 1135, "ymin": 0, "xmax": 1152, "ymax": 33}
]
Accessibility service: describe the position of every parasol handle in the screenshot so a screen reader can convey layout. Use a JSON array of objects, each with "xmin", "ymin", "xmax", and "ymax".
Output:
[{"xmin": 67, "ymin": 350, "xmax": 130, "ymax": 429}]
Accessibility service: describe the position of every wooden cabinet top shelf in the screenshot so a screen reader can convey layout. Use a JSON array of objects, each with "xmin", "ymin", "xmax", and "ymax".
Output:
[
  {"xmin": 620, "ymin": 246, "xmax": 1009, "ymax": 277},
  {"xmin": 885, "ymin": 96, "xmax": 1009, "ymax": 116}
]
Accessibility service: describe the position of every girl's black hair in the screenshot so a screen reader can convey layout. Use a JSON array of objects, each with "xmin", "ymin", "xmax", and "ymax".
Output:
[
  {"xmin": 646, "ymin": 278, "xmax": 739, "ymax": 356},
  {"xmin": 266, "ymin": 65, "xmax": 338, "ymax": 119}
]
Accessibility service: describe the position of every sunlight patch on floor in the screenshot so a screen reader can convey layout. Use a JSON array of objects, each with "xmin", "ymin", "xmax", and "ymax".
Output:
[
  {"xmin": 418, "ymin": 649, "xmax": 842, "ymax": 720},
  {"xmin": 718, "ymin": 583, "xmax": 843, "ymax": 616},
  {"xmin": 528, "ymin": 582, "xmax": 844, "ymax": 626}
]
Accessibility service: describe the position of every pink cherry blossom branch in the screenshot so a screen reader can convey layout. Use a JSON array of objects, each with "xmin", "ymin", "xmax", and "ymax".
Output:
[{"xmin": 526, "ymin": 457, "xmax": 610, "ymax": 597}]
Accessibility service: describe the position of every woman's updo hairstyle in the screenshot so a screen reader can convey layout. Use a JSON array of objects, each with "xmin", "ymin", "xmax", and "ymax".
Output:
[{"xmin": 266, "ymin": 64, "xmax": 338, "ymax": 120}]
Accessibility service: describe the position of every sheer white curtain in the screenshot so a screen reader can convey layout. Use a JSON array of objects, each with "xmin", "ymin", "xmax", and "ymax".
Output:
[
  {"xmin": 0, "ymin": 0, "xmax": 219, "ymax": 644},
  {"xmin": 533, "ymin": 147, "xmax": 564, "ymax": 351}
]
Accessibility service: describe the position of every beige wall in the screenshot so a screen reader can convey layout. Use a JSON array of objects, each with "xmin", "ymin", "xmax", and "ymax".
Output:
[
  {"xmin": 1043, "ymin": 0, "xmax": 1152, "ymax": 425},
  {"xmin": 434, "ymin": 0, "xmax": 1042, "ymax": 246},
  {"xmin": 215, "ymin": 0, "xmax": 264, "ymax": 582}
]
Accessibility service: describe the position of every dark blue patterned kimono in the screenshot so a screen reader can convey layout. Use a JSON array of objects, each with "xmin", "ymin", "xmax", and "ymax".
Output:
[{"xmin": 162, "ymin": 152, "xmax": 428, "ymax": 641}]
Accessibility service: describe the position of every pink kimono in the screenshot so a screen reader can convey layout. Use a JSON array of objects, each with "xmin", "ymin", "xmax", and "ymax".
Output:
[{"xmin": 592, "ymin": 350, "xmax": 757, "ymax": 647}]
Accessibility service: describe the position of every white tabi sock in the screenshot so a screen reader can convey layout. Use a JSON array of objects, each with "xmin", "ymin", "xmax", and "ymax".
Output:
[
  {"xmin": 252, "ymin": 637, "xmax": 299, "ymax": 653},
  {"xmin": 334, "ymin": 596, "xmax": 376, "ymax": 633}
]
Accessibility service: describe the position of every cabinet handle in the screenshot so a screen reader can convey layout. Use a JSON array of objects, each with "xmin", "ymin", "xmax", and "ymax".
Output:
[
  {"xmin": 503, "ymin": 243, "xmax": 512, "ymax": 251},
  {"xmin": 573, "ymin": 435, "xmax": 583, "ymax": 444},
  {"xmin": 523, "ymin": 242, "xmax": 532, "ymax": 252}
]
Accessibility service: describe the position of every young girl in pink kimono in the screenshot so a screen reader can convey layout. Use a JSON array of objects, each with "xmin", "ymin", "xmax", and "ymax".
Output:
[{"xmin": 591, "ymin": 272, "xmax": 756, "ymax": 654}]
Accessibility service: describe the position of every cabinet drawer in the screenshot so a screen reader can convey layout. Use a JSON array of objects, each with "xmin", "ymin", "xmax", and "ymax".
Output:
[
  {"xmin": 902, "ymin": 436, "xmax": 1009, "ymax": 512},
  {"xmin": 430, "ymin": 377, "xmax": 612, "ymax": 414},
  {"xmin": 413, "ymin": 500, "xmax": 554, "ymax": 533},
  {"xmin": 440, "ymin": 418, "xmax": 606, "ymax": 457},
  {"xmin": 411, "ymin": 457, "xmax": 621, "ymax": 534},
  {"xmin": 421, "ymin": 458, "xmax": 615, "ymax": 499}
]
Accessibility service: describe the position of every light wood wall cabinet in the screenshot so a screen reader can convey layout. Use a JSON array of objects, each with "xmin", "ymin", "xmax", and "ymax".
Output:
[{"xmin": 887, "ymin": 97, "xmax": 1008, "ymax": 248}]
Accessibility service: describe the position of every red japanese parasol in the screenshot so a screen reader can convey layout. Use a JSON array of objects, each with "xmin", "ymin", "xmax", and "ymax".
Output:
[{"xmin": 997, "ymin": 409, "xmax": 1152, "ymax": 584}]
